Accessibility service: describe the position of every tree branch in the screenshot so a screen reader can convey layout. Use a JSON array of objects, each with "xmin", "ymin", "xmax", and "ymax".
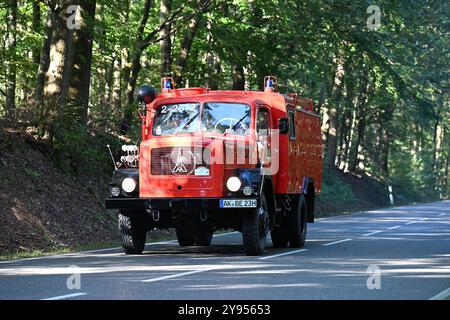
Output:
[{"xmin": 140, "ymin": 0, "xmax": 214, "ymax": 49}]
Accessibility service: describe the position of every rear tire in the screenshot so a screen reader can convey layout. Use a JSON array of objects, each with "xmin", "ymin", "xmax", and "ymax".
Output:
[
  {"xmin": 176, "ymin": 228, "xmax": 195, "ymax": 246},
  {"xmin": 194, "ymin": 230, "xmax": 213, "ymax": 246},
  {"xmin": 119, "ymin": 213, "xmax": 147, "ymax": 254},
  {"xmin": 288, "ymin": 194, "xmax": 307, "ymax": 248},
  {"xmin": 242, "ymin": 193, "xmax": 269, "ymax": 255},
  {"xmin": 271, "ymin": 224, "xmax": 288, "ymax": 248}
]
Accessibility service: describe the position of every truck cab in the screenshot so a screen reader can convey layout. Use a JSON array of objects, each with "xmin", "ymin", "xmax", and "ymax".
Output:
[{"xmin": 106, "ymin": 77, "xmax": 323, "ymax": 256}]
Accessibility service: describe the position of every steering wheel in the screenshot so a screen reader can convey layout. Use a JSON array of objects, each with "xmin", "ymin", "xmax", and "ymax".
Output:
[{"xmin": 214, "ymin": 117, "xmax": 239, "ymax": 132}]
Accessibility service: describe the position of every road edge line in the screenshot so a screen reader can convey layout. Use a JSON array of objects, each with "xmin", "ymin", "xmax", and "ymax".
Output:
[{"xmin": 429, "ymin": 287, "xmax": 450, "ymax": 300}]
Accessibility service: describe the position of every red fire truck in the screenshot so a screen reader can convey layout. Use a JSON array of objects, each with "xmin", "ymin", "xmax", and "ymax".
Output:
[{"xmin": 106, "ymin": 76, "xmax": 323, "ymax": 255}]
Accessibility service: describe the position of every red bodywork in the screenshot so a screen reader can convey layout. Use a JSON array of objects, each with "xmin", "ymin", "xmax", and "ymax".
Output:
[{"xmin": 139, "ymin": 88, "xmax": 322, "ymax": 198}]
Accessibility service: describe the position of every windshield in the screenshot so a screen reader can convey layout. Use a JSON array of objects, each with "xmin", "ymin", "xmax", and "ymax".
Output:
[
  {"xmin": 152, "ymin": 102, "xmax": 251, "ymax": 136},
  {"xmin": 153, "ymin": 103, "xmax": 200, "ymax": 136},
  {"xmin": 202, "ymin": 102, "xmax": 250, "ymax": 135}
]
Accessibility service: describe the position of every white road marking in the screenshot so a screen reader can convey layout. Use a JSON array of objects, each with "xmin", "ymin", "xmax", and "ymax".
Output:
[
  {"xmin": 87, "ymin": 232, "xmax": 238, "ymax": 254},
  {"xmin": 387, "ymin": 225, "xmax": 402, "ymax": 230},
  {"xmin": 405, "ymin": 221, "xmax": 417, "ymax": 225},
  {"xmin": 322, "ymin": 238, "xmax": 352, "ymax": 246},
  {"xmin": 258, "ymin": 249, "xmax": 308, "ymax": 260},
  {"xmin": 142, "ymin": 268, "xmax": 214, "ymax": 283},
  {"xmin": 0, "ymin": 231, "xmax": 239, "ymax": 264},
  {"xmin": 420, "ymin": 218, "xmax": 429, "ymax": 221},
  {"xmin": 362, "ymin": 230, "xmax": 383, "ymax": 237},
  {"xmin": 439, "ymin": 213, "xmax": 445, "ymax": 216},
  {"xmin": 213, "ymin": 231, "xmax": 239, "ymax": 237},
  {"xmin": 429, "ymin": 287, "xmax": 450, "ymax": 300},
  {"xmin": 42, "ymin": 293, "xmax": 87, "ymax": 300}
]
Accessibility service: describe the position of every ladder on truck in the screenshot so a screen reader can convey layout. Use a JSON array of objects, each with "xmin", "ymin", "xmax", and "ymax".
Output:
[{"xmin": 263, "ymin": 75, "xmax": 315, "ymax": 113}]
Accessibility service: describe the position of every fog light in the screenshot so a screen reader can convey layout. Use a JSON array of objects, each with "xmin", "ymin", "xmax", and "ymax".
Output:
[
  {"xmin": 243, "ymin": 186, "xmax": 253, "ymax": 196},
  {"xmin": 226, "ymin": 177, "xmax": 241, "ymax": 192},
  {"xmin": 121, "ymin": 178, "xmax": 136, "ymax": 193},
  {"xmin": 110, "ymin": 187, "xmax": 120, "ymax": 197}
]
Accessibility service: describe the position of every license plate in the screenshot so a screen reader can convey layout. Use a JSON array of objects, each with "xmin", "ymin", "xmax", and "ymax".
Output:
[{"xmin": 220, "ymin": 199, "xmax": 257, "ymax": 208}]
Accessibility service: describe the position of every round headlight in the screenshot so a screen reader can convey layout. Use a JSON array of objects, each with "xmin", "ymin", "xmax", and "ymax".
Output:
[
  {"xmin": 121, "ymin": 178, "xmax": 136, "ymax": 193},
  {"xmin": 226, "ymin": 177, "xmax": 242, "ymax": 192}
]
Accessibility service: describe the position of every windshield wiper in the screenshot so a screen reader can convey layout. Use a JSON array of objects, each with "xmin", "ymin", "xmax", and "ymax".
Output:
[
  {"xmin": 230, "ymin": 113, "xmax": 249, "ymax": 132},
  {"xmin": 180, "ymin": 112, "xmax": 200, "ymax": 132}
]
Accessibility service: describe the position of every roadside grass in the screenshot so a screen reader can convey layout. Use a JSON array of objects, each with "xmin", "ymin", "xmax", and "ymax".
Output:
[
  {"xmin": 0, "ymin": 241, "xmax": 120, "ymax": 262},
  {"xmin": 0, "ymin": 228, "xmax": 235, "ymax": 262}
]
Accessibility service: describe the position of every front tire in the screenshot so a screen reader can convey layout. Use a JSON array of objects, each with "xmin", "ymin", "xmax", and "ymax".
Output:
[
  {"xmin": 242, "ymin": 193, "xmax": 269, "ymax": 255},
  {"xmin": 119, "ymin": 212, "xmax": 147, "ymax": 254},
  {"xmin": 288, "ymin": 194, "xmax": 308, "ymax": 248}
]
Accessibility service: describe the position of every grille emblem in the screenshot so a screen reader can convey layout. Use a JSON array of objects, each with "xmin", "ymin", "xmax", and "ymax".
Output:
[{"xmin": 171, "ymin": 149, "xmax": 196, "ymax": 174}]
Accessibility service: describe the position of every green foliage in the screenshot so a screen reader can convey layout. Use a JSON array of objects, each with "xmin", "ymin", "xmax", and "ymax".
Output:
[
  {"xmin": 320, "ymin": 170, "xmax": 358, "ymax": 206},
  {"xmin": 0, "ymin": 0, "xmax": 448, "ymax": 201},
  {"xmin": 52, "ymin": 119, "xmax": 122, "ymax": 175},
  {"xmin": 25, "ymin": 168, "xmax": 40, "ymax": 178}
]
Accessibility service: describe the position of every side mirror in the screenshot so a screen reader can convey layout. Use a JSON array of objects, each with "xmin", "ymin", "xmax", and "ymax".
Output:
[
  {"xmin": 137, "ymin": 85, "xmax": 157, "ymax": 105},
  {"xmin": 278, "ymin": 117, "xmax": 289, "ymax": 135}
]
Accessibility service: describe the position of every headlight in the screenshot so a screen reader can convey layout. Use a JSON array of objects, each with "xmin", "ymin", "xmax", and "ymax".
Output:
[
  {"xmin": 226, "ymin": 177, "xmax": 242, "ymax": 192},
  {"xmin": 121, "ymin": 178, "xmax": 137, "ymax": 193}
]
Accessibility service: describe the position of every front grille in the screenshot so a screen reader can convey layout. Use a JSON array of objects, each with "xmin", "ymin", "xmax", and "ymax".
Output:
[{"xmin": 151, "ymin": 147, "xmax": 210, "ymax": 175}]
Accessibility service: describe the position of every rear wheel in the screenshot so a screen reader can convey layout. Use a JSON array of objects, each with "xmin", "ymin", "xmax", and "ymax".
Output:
[
  {"xmin": 242, "ymin": 193, "xmax": 269, "ymax": 255},
  {"xmin": 194, "ymin": 230, "xmax": 213, "ymax": 246},
  {"xmin": 119, "ymin": 212, "xmax": 147, "ymax": 254},
  {"xmin": 288, "ymin": 194, "xmax": 307, "ymax": 248},
  {"xmin": 176, "ymin": 228, "xmax": 195, "ymax": 246},
  {"xmin": 271, "ymin": 223, "xmax": 288, "ymax": 248}
]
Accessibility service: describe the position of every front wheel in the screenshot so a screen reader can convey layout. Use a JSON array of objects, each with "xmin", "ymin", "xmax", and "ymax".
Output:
[
  {"xmin": 242, "ymin": 193, "xmax": 269, "ymax": 255},
  {"xmin": 119, "ymin": 212, "xmax": 147, "ymax": 254}
]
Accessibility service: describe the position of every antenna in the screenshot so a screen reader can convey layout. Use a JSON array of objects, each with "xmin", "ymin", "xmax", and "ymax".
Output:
[{"xmin": 107, "ymin": 144, "xmax": 118, "ymax": 170}]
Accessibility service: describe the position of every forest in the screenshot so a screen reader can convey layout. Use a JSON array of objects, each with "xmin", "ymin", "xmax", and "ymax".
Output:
[{"xmin": 0, "ymin": 0, "xmax": 448, "ymax": 202}]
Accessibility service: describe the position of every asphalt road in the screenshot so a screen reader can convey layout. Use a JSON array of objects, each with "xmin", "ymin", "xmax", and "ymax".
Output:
[{"xmin": 1, "ymin": 201, "xmax": 449, "ymax": 300}]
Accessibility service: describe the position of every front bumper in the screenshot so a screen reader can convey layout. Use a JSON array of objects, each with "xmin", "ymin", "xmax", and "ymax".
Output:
[{"xmin": 105, "ymin": 197, "xmax": 258, "ymax": 210}]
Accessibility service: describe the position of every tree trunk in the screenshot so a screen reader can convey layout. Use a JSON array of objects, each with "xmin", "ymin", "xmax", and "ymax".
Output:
[
  {"xmin": 232, "ymin": 64, "xmax": 245, "ymax": 90},
  {"xmin": 326, "ymin": 52, "xmax": 345, "ymax": 168},
  {"xmin": 122, "ymin": 0, "xmax": 153, "ymax": 134},
  {"xmin": 35, "ymin": 8, "xmax": 54, "ymax": 125},
  {"xmin": 6, "ymin": 0, "xmax": 18, "ymax": 119},
  {"xmin": 160, "ymin": 0, "xmax": 172, "ymax": 77},
  {"xmin": 432, "ymin": 113, "xmax": 444, "ymax": 195},
  {"xmin": 65, "ymin": 0, "xmax": 97, "ymax": 126},
  {"xmin": 32, "ymin": 0, "xmax": 42, "ymax": 65},
  {"xmin": 442, "ymin": 143, "xmax": 449, "ymax": 198},
  {"xmin": 44, "ymin": 1, "xmax": 73, "ymax": 136},
  {"xmin": 112, "ymin": 52, "xmax": 122, "ymax": 117},
  {"xmin": 347, "ymin": 70, "xmax": 370, "ymax": 172},
  {"xmin": 173, "ymin": 15, "xmax": 202, "ymax": 86},
  {"xmin": 379, "ymin": 127, "xmax": 390, "ymax": 177}
]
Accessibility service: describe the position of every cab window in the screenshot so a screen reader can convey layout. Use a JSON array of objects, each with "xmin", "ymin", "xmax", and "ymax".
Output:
[
  {"xmin": 288, "ymin": 110, "xmax": 296, "ymax": 139},
  {"xmin": 257, "ymin": 108, "xmax": 269, "ymax": 137}
]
